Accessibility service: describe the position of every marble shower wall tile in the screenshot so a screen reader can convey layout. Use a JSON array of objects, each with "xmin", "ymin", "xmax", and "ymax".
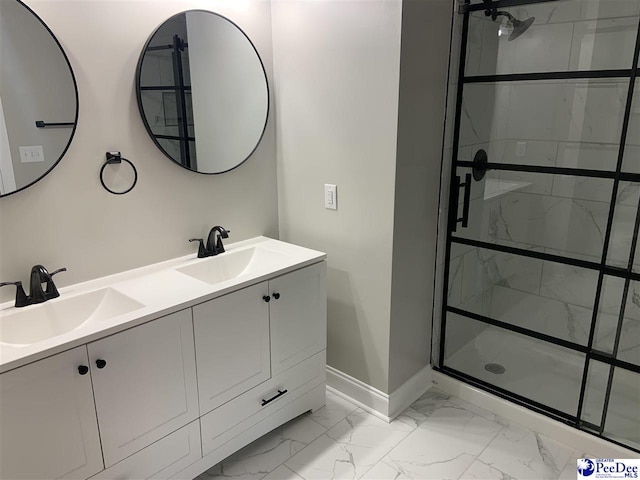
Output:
[
  {"xmin": 551, "ymin": 175, "xmax": 614, "ymax": 203},
  {"xmin": 540, "ymin": 261, "xmax": 600, "ymax": 308},
  {"xmin": 285, "ymin": 409, "xmax": 413, "ymax": 480},
  {"xmin": 478, "ymin": 424, "xmax": 574, "ymax": 480},
  {"xmin": 569, "ymin": 17, "xmax": 639, "ymax": 71},
  {"xmin": 512, "ymin": 0, "xmax": 640, "ymax": 25},
  {"xmin": 490, "ymin": 192, "xmax": 610, "ymax": 260},
  {"xmin": 604, "ymin": 367, "xmax": 640, "ymax": 449},
  {"xmin": 555, "ymin": 141, "xmax": 619, "ymax": 170},
  {"xmin": 478, "ymin": 21, "xmax": 573, "ymax": 76},
  {"xmin": 607, "ymin": 182, "xmax": 640, "ymax": 267},
  {"xmin": 459, "ymin": 83, "xmax": 510, "ymax": 147},
  {"xmin": 506, "ymin": 80, "xmax": 628, "ymax": 145},
  {"xmin": 489, "ymin": 285, "xmax": 593, "ymax": 345}
]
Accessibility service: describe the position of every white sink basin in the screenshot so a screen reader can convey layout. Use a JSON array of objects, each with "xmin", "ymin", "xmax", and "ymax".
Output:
[
  {"xmin": 175, "ymin": 246, "xmax": 285, "ymax": 285},
  {"xmin": 0, "ymin": 288, "xmax": 144, "ymax": 346}
]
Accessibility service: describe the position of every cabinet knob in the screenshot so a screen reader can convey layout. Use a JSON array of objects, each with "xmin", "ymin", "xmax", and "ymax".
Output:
[
  {"xmin": 78, "ymin": 365, "xmax": 89, "ymax": 375},
  {"xmin": 272, "ymin": 292, "xmax": 280, "ymax": 300},
  {"xmin": 262, "ymin": 295, "xmax": 271, "ymax": 303},
  {"xmin": 96, "ymin": 359, "xmax": 107, "ymax": 369}
]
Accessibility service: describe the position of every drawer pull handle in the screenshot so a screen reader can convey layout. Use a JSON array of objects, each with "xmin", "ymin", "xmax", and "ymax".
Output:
[
  {"xmin": 78, "ymin": 365, "xmax": 89, "ymax": 375},
  {"xmin": 96, "ymin": 359, "xmax": 107, "ymax": 369},
  {"xmin": 261, "ymin": 389, "xmax": 287, "ymax": 407}
]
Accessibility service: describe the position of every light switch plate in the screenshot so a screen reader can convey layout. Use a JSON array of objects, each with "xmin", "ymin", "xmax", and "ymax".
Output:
[
  {"xmin": 19, "ymin": 145, "xmax": 45, "ymax": 163},
  {"xmin": 324, "ymin": 184, "xmax": 337, "ymax": 210}
]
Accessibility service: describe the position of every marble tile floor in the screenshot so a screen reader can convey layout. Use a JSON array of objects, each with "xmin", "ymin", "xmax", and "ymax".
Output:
[{"xmin": 195, "ymin": 387, "xmax": 597, "ymax": 480}]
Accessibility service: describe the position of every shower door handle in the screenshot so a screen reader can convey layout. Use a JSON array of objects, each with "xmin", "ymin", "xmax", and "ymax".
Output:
[{"xmin": 451, "ymin": 173, "xmax": 472, "ymax": 231}]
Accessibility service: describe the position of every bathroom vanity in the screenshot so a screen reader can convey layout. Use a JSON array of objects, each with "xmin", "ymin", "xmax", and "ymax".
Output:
[{"xmin": 0, "ymin": 237, "xmax": 327, "ymax": 480}]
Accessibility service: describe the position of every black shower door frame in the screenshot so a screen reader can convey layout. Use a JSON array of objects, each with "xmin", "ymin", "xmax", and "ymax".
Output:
[{"xmin": 436, "ymin": 0, "xmax": 640, "ymax": 452}]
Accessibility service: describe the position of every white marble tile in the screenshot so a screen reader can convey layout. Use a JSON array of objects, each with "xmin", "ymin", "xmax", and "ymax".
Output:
[
  {"xmin": 261, "ymin": 465, "xmax": 304, "ymax": 480},
  {"xmin": 380, "ymin": 405, "xmax": 504, "ymax": 480},
  {"xmin": 556, "ymin": 141, "xmax": 619, "ymax": 171},
  {"xmin": 443, "ymin": 398, "xmax": 510, "ymax": 429},
  {"xmin": 570, "ymin": 17, "xmax": 639, "ymax": 71},
  {"xmin": 489, "ymin": 285, "xmax": 593, "ymax": 346},
  {"xmin": 203, "ymin": 414, "xmax": 326, "ymax": 479},
  {"xmin": 558, "ymin": 451, "xmax": 596, "ymax": 480},
  {"xmin": 360, "ymin": 460, "xmax": 412, "ymax": 480},
  {"xmin": 478, "ymin": 423, "xmax": 574, "ymax": 480},
  {"xmin": 285, "ymin": 409, "xmax": 413, "ymax": 480},
  {"xmin": 479, "ymin": 22, "xmax": 572, "ymax": 76},
  {"xmin": 309, "ymin": 390, "xmax": 358, "ymax": 430},
  {"xmin": 395, "ymin": 388, "xmax": 451, "ymax": 428},
  {"xmin": 492, "ymin": 139, "xmax": 558, "ymax": 167},
  {"xmin": 459, "ymin": 459, "xmax": 516, "ymax": 480},
  {"xmin": 459, "ymin": 83, "xmax": 510, "ymax": 147},
  {"xmin": 540, "ymin": 261, "xmax": 600, "ymax": 309},
  {"xmin": 551, "ymin": 175, "xmax": 614, "ymax": 203}
]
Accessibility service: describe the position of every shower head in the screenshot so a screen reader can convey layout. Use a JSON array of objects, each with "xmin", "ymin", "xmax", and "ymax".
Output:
[
  {"xmin": 508, "ymin": 15, "xmax": 535, "ymax": 41},
  {"xmin": 485, "ymin": 8, "xmax": 535, "ymax": 41}
]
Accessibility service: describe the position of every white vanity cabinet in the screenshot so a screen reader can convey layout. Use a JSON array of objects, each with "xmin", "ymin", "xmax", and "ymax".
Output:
[
  {"xmin": 0, "ymin": 346, "xmax": 103, "ymax": 480},
  {"xmin": 193, "ymin": 282, "xmax": 271, "ymax": 415},
  {"xmin": 87, "ymin": 308, "xmax": 199, "ymax": 467},
  {"xmin": 0, "ymin": 243, "xmax": 326, "ymax": 480},
  {"xmin": 268, "ymin": 262, "xmax": 327, "ymax": 375}
]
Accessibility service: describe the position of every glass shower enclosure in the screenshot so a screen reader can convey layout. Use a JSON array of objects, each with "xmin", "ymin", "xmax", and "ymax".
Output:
[{"xmin": 437, "ymin": 0, "xmax": 640, "ymax": 452}]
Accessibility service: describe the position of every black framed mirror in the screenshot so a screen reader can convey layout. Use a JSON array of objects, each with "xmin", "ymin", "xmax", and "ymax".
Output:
[
  {"xmin": 0, "ymin": 0, "xmax": 79, "ymax": 197},
  {"xmin": 135, "ymin": 10, "xmax": 269, "ymax": 174}
]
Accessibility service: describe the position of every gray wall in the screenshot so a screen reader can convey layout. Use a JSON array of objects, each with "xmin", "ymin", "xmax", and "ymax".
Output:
[
  {"xmin": 0, "ymin": 0, "xmax": 278, "ymax": 303},
  {"xmin": 388, "ymin": 0, "xmax": 451, "ymax": 393},
  {"xmin": 272, "ymin": 0, "xmax": 403, "ymax": 393},
  {"xmin": 273, "ymin": 0, "xmax": 451, "ymax": 394}
]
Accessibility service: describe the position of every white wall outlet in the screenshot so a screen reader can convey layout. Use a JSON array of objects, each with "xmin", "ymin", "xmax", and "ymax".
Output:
[
  {"xmin": 516, "ymin": 141, "xmax": 526, "ymax": 157},
  {"xmin": 19, "ymin": 145, "xmax": 45, "ymax": 163},
  {"xmin": 324, "ymin": 184, "xmax": 337, "ymax": 210}
]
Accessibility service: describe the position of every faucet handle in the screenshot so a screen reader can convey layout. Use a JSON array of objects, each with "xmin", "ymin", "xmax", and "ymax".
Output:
[
  {"xmin": 50, "ymin": 267, "xmax": 67, "ymax": 277},
  {"xmin": 44, "ymin": 267, "xmax": 66, "ymax": 300},
  {"xmin": 0, "ymin": 281, "xmax": 30, "ymax": 308},
  {"xmin": 189, "ymin": 238, "xmax": 208, "ymax": 258}
]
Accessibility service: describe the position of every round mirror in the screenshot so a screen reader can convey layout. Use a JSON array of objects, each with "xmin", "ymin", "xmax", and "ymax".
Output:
[
  {"xmin": 136, "ymin": 10, "xmax": 269, "ymax": 174},
  {"xmin": 0, "ymin": 0, "xmax": 78, "ymax": 197}
]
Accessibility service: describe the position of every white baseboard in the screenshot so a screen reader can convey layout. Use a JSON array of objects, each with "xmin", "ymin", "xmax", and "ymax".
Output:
[
  {"xmin": 326, "ymin": 365, "xmax": 432, "ymax": 422},
  {"xmin": 431, "ymin": 370, "xmax": 637, "ymax": 458}
]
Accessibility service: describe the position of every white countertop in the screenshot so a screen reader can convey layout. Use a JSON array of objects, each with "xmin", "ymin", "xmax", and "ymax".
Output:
[{"xmin": 0, "ymin": 237, "xmax": 326, "ymax": 374}]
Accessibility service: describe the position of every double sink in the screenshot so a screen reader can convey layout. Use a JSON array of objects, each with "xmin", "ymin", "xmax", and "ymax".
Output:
[{"xmin": 0, "ymin": 237, "xmax": 324, "ymax": 370}]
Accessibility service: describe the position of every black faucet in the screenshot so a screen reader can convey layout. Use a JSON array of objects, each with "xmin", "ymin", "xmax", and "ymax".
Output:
[
  {"xmin": 207, "ymin": 226, "xmax": 230, "ymax": 255},
  {"xmin": 0, "ymin": 265, "xmax": 67, "ymax": 308},
  {"xmin": 189, "ymin": 226, "xmax": 230, "ymax": 258}
]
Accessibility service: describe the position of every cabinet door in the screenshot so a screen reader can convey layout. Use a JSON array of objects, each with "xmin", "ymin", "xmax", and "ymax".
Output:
[
  {"xmin": 269, "ymin": 262, "xmax": 327, "ymax": 375},
  {"xmin": 193, "ymin": 282, "xmax": 271, "ymax": 415},
  {"xmin": 0, "ymin": 346, "xmax": 103, "ymax": 480},
  {"xmin": 88, "ymin": 309, "xmax": 198, "ymax": 467}
]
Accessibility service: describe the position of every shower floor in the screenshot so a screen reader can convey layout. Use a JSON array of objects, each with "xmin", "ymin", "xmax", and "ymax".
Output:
[{"xmin": 445, "ymin": 326, "xmax": 640, "ymax": 450}]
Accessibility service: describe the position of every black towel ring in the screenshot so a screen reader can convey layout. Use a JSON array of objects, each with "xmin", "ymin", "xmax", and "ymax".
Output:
[{"xmin": 100, "ymin": 151, "xmax": 138, "ymax": 195}]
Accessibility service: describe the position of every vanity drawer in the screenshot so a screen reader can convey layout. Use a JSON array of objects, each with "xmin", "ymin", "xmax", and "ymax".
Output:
[
  {"xmin": 200, "ymin": 350, "xmax": 326, "ymax": 455},
  {"xmin": 90, "ymin": 420, "xmax": 201, "ymax": 480}
]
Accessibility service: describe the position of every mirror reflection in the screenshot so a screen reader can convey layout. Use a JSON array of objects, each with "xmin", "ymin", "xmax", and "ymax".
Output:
[
  {"xmin": 0, "ymin": 0, "xmax": 78, "ymax": 197},
  {"xmin": 136, "ymin": 10, "xmax": 269, "ymax": 174}
]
